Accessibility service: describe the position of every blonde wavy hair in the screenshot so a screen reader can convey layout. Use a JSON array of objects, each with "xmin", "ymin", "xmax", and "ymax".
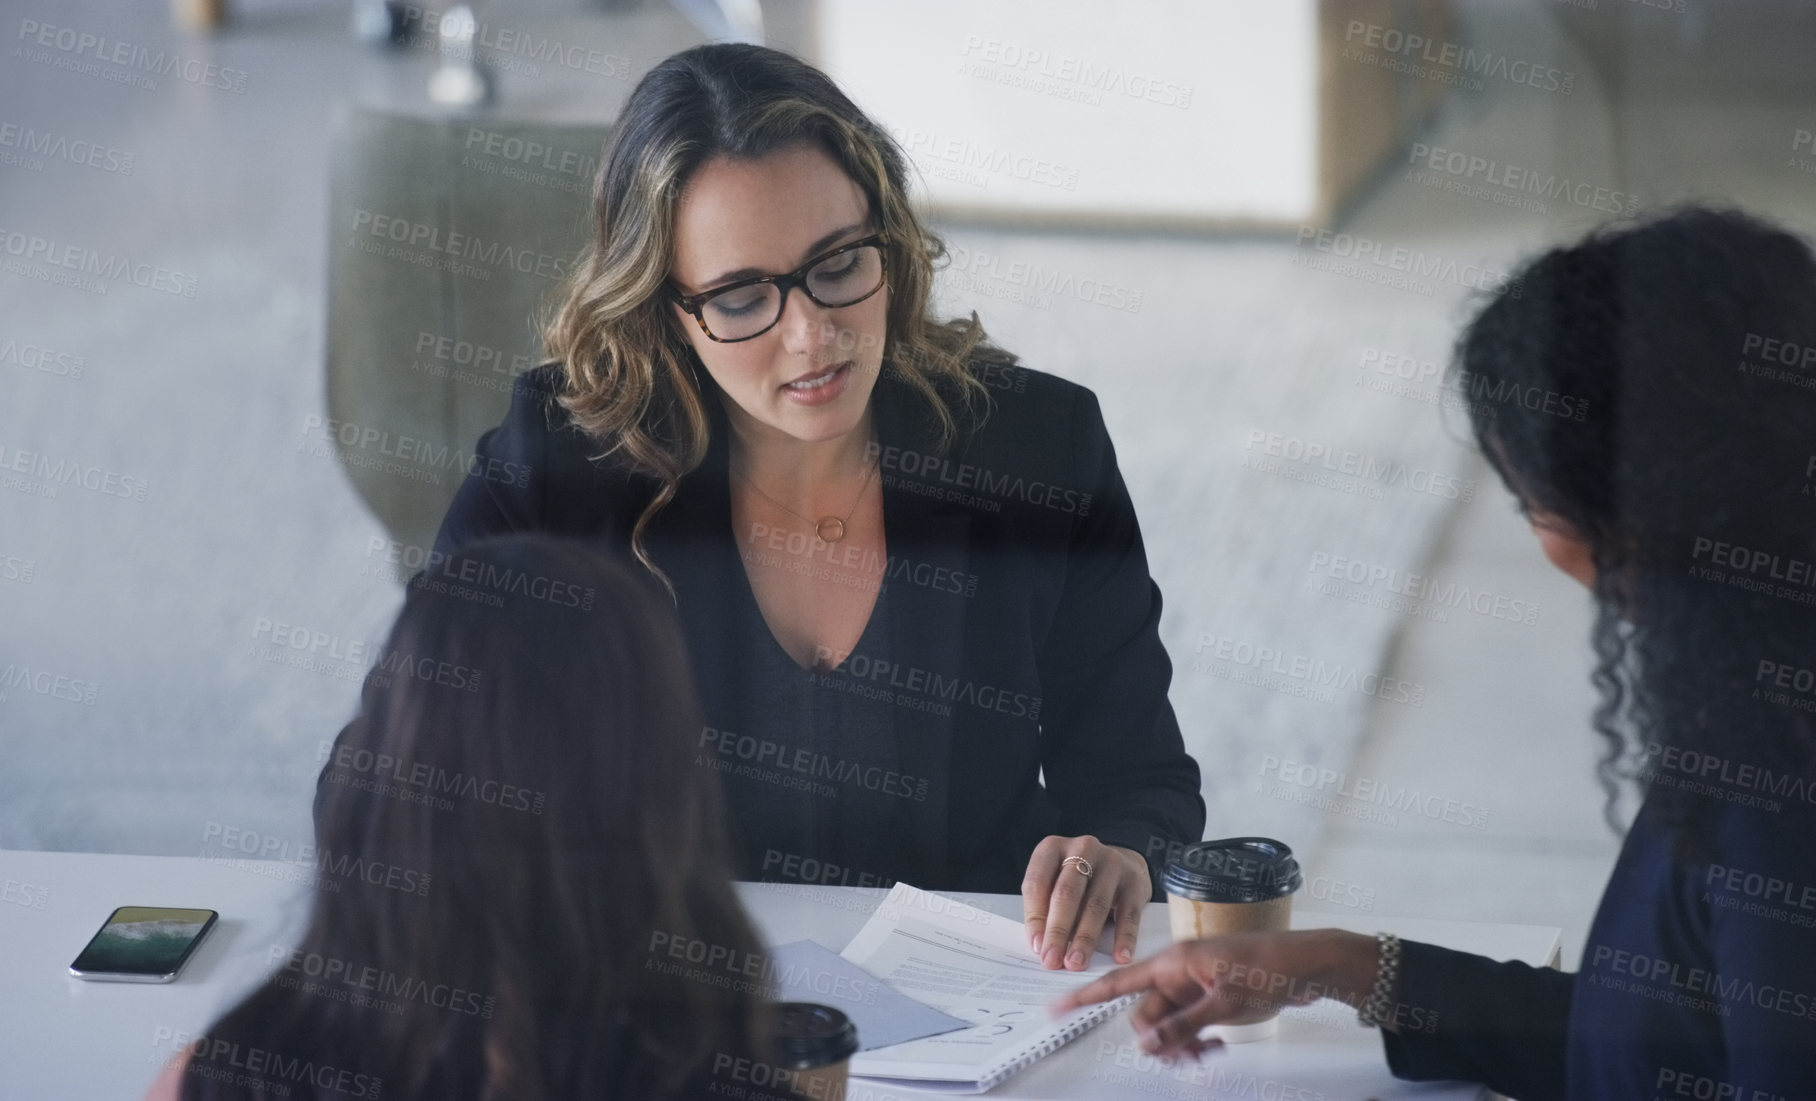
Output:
[{"xmin": 541, "ymin": 42, "xmax": 1011, "ymax": 589}]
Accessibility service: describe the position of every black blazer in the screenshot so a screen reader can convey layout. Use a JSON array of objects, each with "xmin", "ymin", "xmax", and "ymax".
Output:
[{"xmin": 336, "ymin": 358, "xmax": 1204, "ymax": 899}]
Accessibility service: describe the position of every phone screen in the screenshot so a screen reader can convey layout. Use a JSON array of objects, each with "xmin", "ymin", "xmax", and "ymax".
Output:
[{"xmin": 70, "ymin": 906, "xmax": 218, "ymax": 981}]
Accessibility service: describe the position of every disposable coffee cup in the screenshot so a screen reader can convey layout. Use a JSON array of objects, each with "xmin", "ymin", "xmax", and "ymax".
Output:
[
  {"xmin": 767, "ymin": 1002, "xmax": 858, "ymax": 1101},
  {"xmin": 1162, "ymin": 837, "xmax": 1302, "ymax": 1041}
]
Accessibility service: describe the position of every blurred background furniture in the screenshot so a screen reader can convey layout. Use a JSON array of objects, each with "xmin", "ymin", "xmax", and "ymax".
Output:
[
  {"xmin": 325, "ymin": 108, "xmax": 606, "ymax": 552},
  {"xmin": 809, "ymin": 0, "xmax": 1455, "ymax": 228}
]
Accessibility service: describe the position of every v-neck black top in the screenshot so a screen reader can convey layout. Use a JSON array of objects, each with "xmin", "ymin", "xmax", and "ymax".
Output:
[{"xmin": 709, "ymin": 566, "xmax": 923, "ymax": 889}]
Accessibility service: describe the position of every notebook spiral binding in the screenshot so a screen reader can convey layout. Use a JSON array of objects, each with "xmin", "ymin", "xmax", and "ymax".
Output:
[{"xmin": 975, "ymin": 991, "xmax": 1142, "ymax": 1091}]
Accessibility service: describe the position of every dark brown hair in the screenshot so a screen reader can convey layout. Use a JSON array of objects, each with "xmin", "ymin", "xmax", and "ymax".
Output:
[{"xmin": 179, "ymin": 535, "xmax": 768, "ymax": 1099}]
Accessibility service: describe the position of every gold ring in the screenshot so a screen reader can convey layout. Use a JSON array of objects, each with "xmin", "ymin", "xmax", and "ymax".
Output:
[{"xmin": 1061, "ymin": 856, "xmax": 1093, "ymax": 877}]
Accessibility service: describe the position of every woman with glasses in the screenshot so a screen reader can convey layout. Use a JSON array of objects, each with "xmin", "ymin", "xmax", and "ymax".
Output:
[{"xmin": 422, "ymin": 42, "xmax": 1205, "ymax": 972}]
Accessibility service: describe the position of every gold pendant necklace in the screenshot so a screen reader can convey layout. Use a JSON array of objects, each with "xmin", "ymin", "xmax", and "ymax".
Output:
[{"xmin": 734, "ymin": 451, "xmax": 879, "ymax": 545}]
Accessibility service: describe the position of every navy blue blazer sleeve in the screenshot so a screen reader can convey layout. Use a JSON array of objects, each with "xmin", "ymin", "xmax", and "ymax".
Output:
[
  {"xmin": 1033, "ymin": 385, "xmax": 1206, "ymax": 901},
  {"xmin": 1380, "ymin": 940, "xmax": 1572, "ymax": 1101},
  {"xmin": 1704, "ymin": 810, "xmax": 1816, "ymax": 1096}
]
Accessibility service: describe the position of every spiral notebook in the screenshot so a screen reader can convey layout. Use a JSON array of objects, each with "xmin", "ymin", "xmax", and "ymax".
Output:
[{"xmin": 839, "ymin": 883, "xmax": 1139, "ymax": 1093}]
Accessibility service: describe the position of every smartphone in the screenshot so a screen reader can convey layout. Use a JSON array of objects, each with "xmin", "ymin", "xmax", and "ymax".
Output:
[{"xmin": 69, "ymin": 906, "xmax": 219, "ymax": 983}]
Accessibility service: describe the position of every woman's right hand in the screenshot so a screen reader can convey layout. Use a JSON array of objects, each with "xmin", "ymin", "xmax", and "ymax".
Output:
[{"xmin": 1049, "ymin": 929, "xmax": 1382, "ymax": 1058}]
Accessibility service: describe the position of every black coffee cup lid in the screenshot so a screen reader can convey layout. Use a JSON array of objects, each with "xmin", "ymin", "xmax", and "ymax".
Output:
[
  {"xmin": 1162, "ymin": 837, "xmax": 1303, "ymax": 903},
  {"xmin": 769, "ymin": 1002, "xmax": 859, "ymax": 1068}
]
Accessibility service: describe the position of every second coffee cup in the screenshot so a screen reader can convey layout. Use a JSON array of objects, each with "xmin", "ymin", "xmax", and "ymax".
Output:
[{"xmin": 764, "ymin": 1001, "xmax": 858, "ymax": 1101}]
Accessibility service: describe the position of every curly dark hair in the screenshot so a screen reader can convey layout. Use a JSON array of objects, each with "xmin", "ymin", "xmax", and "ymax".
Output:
[{"xmin": 1449, "ymin": 206, "xmax": 1816, "ymax": 850}]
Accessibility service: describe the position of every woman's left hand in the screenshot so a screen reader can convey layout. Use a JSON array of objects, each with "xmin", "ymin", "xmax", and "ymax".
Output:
[{"xmin": 1022, "ymin": 835, "xmax": 1152, "ymax": 969}]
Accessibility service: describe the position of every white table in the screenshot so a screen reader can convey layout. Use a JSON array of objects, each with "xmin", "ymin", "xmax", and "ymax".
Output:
[{"xmin": 0, "ymin": 850, "xmax": 1559, "ymax": 1100}]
